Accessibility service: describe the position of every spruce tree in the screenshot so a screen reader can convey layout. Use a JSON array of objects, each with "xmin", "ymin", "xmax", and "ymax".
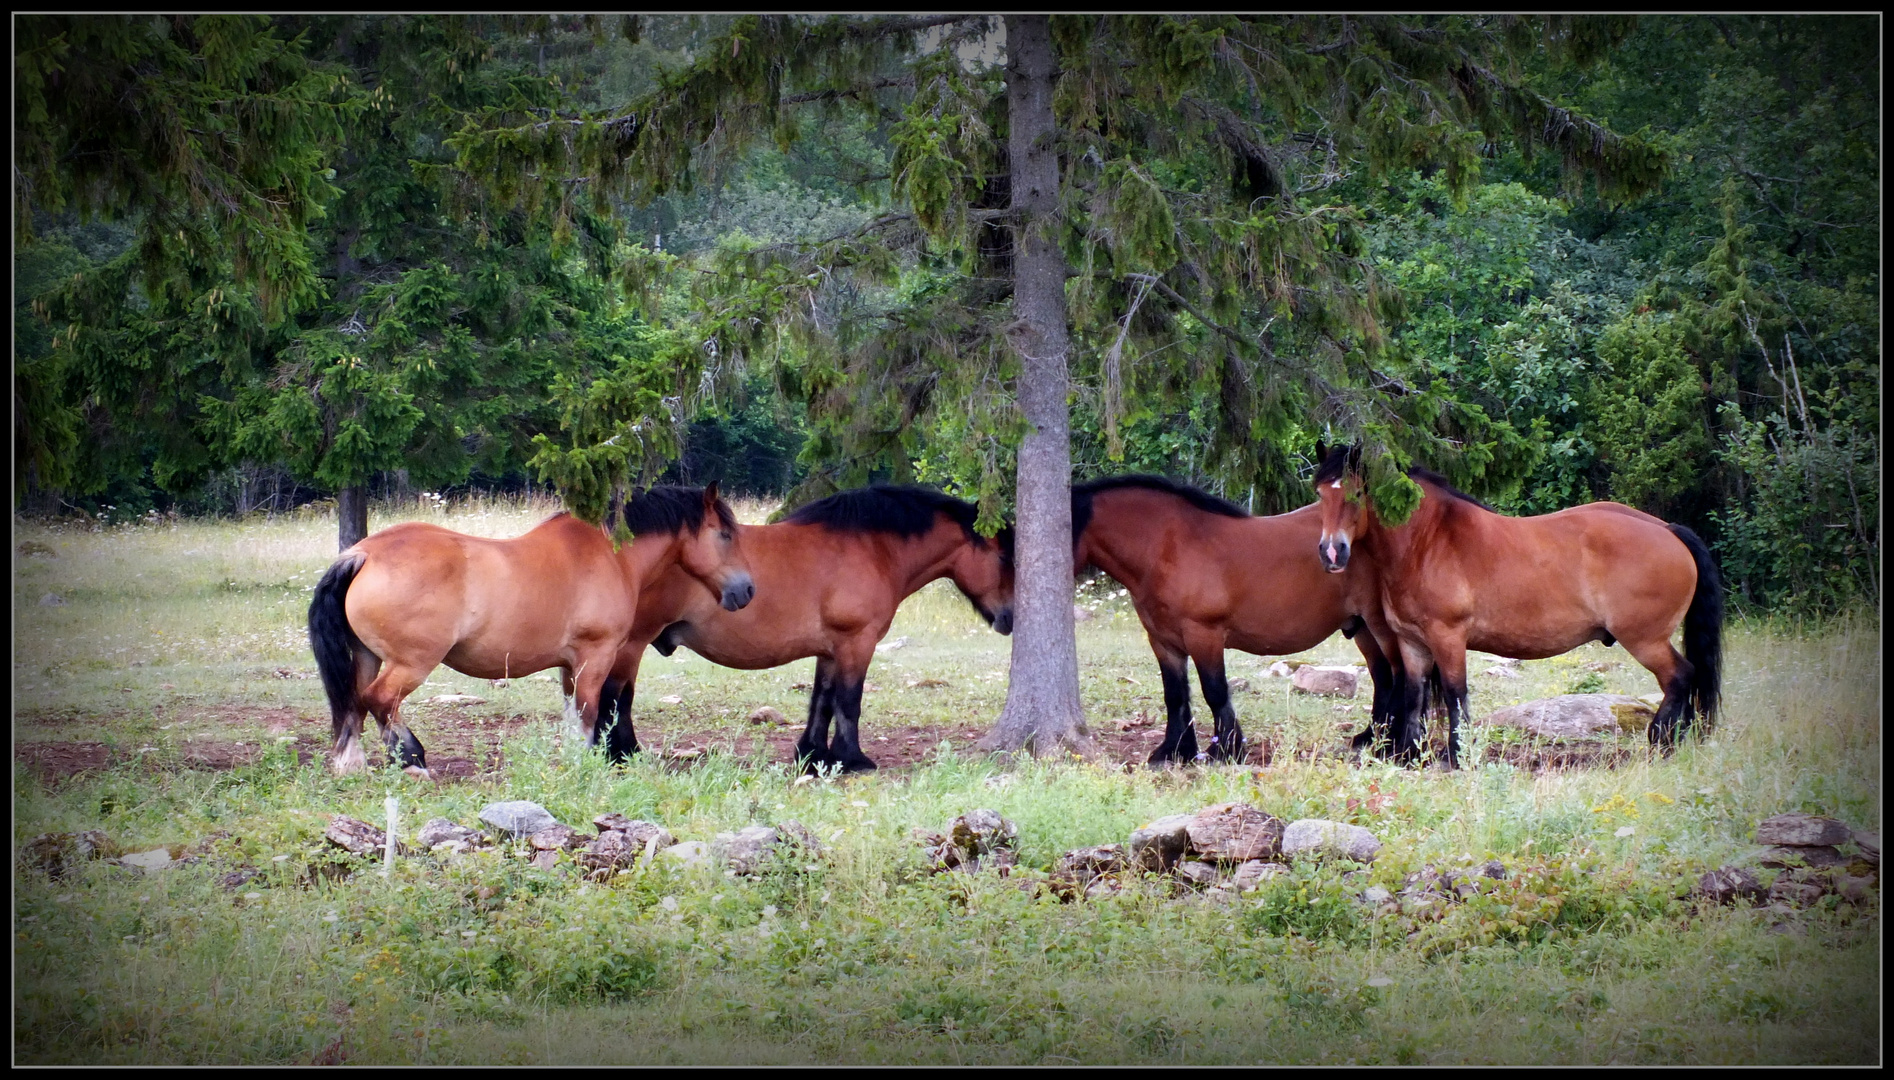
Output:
[{"xmin": 439, "ymin": 15, "xmax": 1670, "ymax": 753}]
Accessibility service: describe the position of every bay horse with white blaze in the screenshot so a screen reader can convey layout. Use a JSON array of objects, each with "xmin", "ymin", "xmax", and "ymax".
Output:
[
  {"xmin": 1071, "ymin": 476, "xmax": 1404, "ymax": 766},
  {"xmin": 307, "ymin": 484, "xmax": 753, "ymax": 777},
  {"xmin": 596, "ymin": 485, "xmax": 1015, "ymax": 772},
  {"xmin": 1311, "ymin": 445, "xmax": 1723, "ymax": 767}
]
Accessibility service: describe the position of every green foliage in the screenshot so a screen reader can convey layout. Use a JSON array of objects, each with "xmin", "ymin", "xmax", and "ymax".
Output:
[{"xmin": 1588, "ymin": 314, "xmax": 1709, "ymax": 516}]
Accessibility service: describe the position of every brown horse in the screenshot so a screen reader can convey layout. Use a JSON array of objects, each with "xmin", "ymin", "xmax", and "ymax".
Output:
[
  {"xmin": 307, "ymin": 485, "xmax": 753, "ymax": 777},
  {"xmin": 1311, "ymin": 445, "xmax": 1723, "ymax": 767},
  {"xmin": 595, "ymin": 486, "xmax": 1014, "ymax": 772},
  {"xmin": 1071, "ymin": 476, "xmax": 1403, "ymax": 766}
]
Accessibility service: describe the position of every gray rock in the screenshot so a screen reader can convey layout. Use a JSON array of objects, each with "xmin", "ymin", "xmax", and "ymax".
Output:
[
  {"xmin": 527, "ymin": 849, "xmax": 560, "ymax": 871},
  {"xmin": 1695, "ymin": 866, "xmax": 1766, "ymax": 905},
  {"xmin": 594, "ymin": 814, "xmax": 676, "ymax": 851},
  {"xmin": 1266, "ymin": 661, "xmax": 1292, "ymax": 678},
  {"xmin": 325, "ymin": 815, "xmax": 393, "ymax": 856},
  {"xmin": 715, "ymin": 825, "xmax": 784, "ymax": 875},
  {"xmin": 120, "ymin": 848, "xmax": 174, "ymax": 872},
  {"xmin": 1281, "ymin": 819, "xmax": 1382, "ymax": 863},
  {"xmin": 1129, "ymin": 814, "xmax": 1195, "ymax": 872},
  {"xmin": 20, "ymin": 830, "xmax": 116, "ymax": 877},
  {"xmin": 479, "ymin": 801, "xmax": 558, "ymax": 837},
  {"xmin": 38, "ymin": 592, "xmax": 66, "ymax": 606},
  {"xmin": 1480, "ymin": 665, "xmax": 1523, "ymax": 680},
  {"xmin": 1184, "ymin": 803, "xmax": 1284, "ymax": 863},
  {"xmin": 1479, "ymin": 859, "xmax": 1507, "ymax": 880},
  {"xmin": 1172, "ymin": 860, "xmax": 1223, "ymax": 889},
  {"xmin": 1361, "ymin": 885, "xmax": 1394, "ymax": 905},
  {"xmin": 776, "ymin": 820, "xmax": 826, "ymax": 857},
  {"xmin": 1474, "ymin": 695, "xmax": 1654, "ymax": 739},
  {"xmin": 949, "ymin": 810, "xmax": 1018, "ymax": 856},
  {"xmin": 577, "ymin": 829, "xmax": 640, "ymax": 873},
  {"xmin": 1758, "ymin": 845, "xmax": 1850, "ymax": 870},
  {"xmin": 749, "ymin": 706, "xmax": 787, "ymax": 726},
  {"xmin": 661, "ymin": 840, "xmax": 712, "ymax": 867},
  {"xmin": 1230, "ymin": 860, "xmax": 1291, "ymax": 891},
  {"xmin": 529, "ymin": 824, "xmax": 586, "ymax": 851},
  {"xmin": 1291, "ymin": 666, "xmax": 1359, "ymax": 697},
  {"xmin": 430, "ymin": 840, "xmax": 475, "ymax": 857},
  {"xmin": 1852, "ymin": 829, "xmax": 1880, "ymax": 866},
  {"xmin": 416, "ymin": 818, "xmax": 483, "ymax": 849},
  {"xmin": 1767, "ymin": 877, "xmax": 1826, "ymax": 908},
  {"xmin": 1754, "ymin": 813, "xmax": 1853, "ymax": 848},
  {"xmin": 1838, "ymin": 875, "xmax": 1877, "ymax": 904},
  {"xmin": 1056, "ymin": 844, "xmax": 1129, "ymax": 878},
  {"xmin": 1083, "ymin": 874, "xmax": 1124, "ymax": 899}
]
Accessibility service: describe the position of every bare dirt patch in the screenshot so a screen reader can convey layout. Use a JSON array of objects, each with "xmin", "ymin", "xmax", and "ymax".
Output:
[{"xmin": 14, "ymin": 741, "xmax": 114, "ymax": 781}]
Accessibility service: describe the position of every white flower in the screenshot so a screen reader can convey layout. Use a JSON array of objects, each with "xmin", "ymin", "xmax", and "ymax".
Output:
[
  {"xmin": 659, "ymin": 896, "xmax": 679, "ymax": 911},
  {"xmin": 762, "ymin": 905, "xmax": 778, "ymax": 918},
  {"xmin": 1615, "ymin": 826, "xmax": 1635, "ymax": 838}
]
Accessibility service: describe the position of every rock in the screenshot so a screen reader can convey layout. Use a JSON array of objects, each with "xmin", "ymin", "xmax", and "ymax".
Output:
[
  {"xmin": 1226, "ymin": 677, "xmax": 1251, "ymax": 694},
  {"xmin": 529, "ymin": 824, "xmax": 586, "ymax": 851},
  {"xmin": 1838, "ymin": 875, "xmax": 1877, "ymax": 904},
  {"xmin": 425, "ymin": 694, "xmax": 487, "ymax": 706},
  {"xmin": 39, "ymin": 593, "xmax": 66, "ymax": 606},
  {"xmin": 775, "ymin": 820, "xmax": 826, "ymax": 858},
  {"xmin": 19, "ymin": 831, "xmax": 116, "ymax": 877},
  {"xmin": 1084, "ymin": 874, "xmax": 1125, "ymax": 899},
  {"xmin": 1361, "ymin": 885, "xmax": 1394, "ymax": 905},
  {"xmin": 218, "ymin": 867, "xmax": 263, "ymax": 891},
  {"xmin": 949, "ymin": 810, "xmax": 1018, "ymax": 857},
  {"xmin": 1184, "ymin": 803, "xmax": 1285, "ymax": 863},
  {"xmin": 576, "ymin": 830, "xmax": 641, "ymax": 874},
  {"xmin": 1266, "ymin": 661, "xmax": 1292, "ymax": 678},
  {"xmin": 430, "ymin": 840, "xmax": 474, "ymax": 857},
  {"xmin": 595, "ymin": 814, "xmax": 676, "ymax": 852},
  {"xmin": 1172, "ymin": 860, "xmax": 1223, "ymax": 889},
  {"xmin": 1280, "ymin": 819, "xmax": 1382, "ymax": 863},
  {"xmin": 1767, "ymin": 877, "xmax": 1827, "ymax": 908},
  {"xmin": 1474, "ymin": 694, "xmax": 1655, "ymax": 739},
  {"xmin": 479, "ymin": 801, "xmax": 558, "ymax": 837},
  {"xmin": 1639, "ymin": 692, "xmax": 1665, "ymax": 707},
  {"xmin": 749, "ymin": 706, "xmax": 786, "ymax": 726},
  {"xmin": 1479, "ymin": 859, "xmax": 1507, "ymax": 880},
  {"xmin": 1754, "ymin": 814, "xmax": 1853, "ymax": 848},
  {"xmin": 660, "ymin": 840, "xmax": 712, "ymax": 868},
  {"xmin": 416, "ymin": 818, "xmax": 483, "ymax": 849},
  {"xmin": 1759, "ymin": 845, "xmax": 1850, "ymax": 870},
  {"xmin": 1852, "ymin": 829, "xmax": 1880, "ymax": 866},
  {"xmin": 1291, "ymin": 666, "xmax": 1358, "ymax": 697},
  {"xmin": 875, "ymin": 636, "xmax": 909, "ymax": 653},
  {"xmin": 1695, "ymin": 866, "xmax": 1767, "ymax": 905},
  {"xmin": 1230, "ymin": 860, "xmax": 1291, "ymax": 891},
  {"xmin": 324, "ymin": 815, "xmax": 396, "ymax": 857},
  {"xmin": 1481, "ymin": 665, "xmax": 1522, "ymax": 679},
  {"xmin": 120, "ymin": 848, "xmax": 175, "ymax": 872},
  {"xmin": 1582, "ymin": 660, "xmax": 1621, "ymax": 673},
  {"xmin": 1128, "ymin": 814, "xmax": 1195, "ymax": 872},
  {"xmin": 1056, "ymin": 844, "xmax": 1129, "ymax": 879},
  {"xmin": 527, "ymin": 849, "xmax": 560, "ymax": 871}
]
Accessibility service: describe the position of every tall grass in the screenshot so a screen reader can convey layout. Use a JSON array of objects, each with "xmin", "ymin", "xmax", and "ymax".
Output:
[{"xmin": 10, "ymin": 507, "xmax": 1881, "ymax": 1064}]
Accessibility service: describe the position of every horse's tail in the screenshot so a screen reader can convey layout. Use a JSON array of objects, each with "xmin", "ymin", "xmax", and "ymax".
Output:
[
  {"xmin": 1669, "ymin": 523, "xmax": 1724, "ymax": 733},
  {"xmin": 309, "ymin": 551, "xmax": 369, "ymax": 735}
]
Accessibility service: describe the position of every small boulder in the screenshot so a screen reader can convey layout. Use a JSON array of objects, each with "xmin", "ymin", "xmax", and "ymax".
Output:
[
  {"xmin": 1759, "ymin": 845, "xmax": 1850, "ymax": 870},
  {"xmin": 1280, "ymin": 819, "xmax": 1382, "ymax": 863},
  {"xmin": 1767, "ymin": 877, "xmax": 1827, "ymax": 908},
  {"xmin": 1480, "ymin": 665, "xmax": 1522, "ymax": 680},
  {"xmin": 749, "ymin": 706, "xmax": 786, "ymax": 726},
  {"xmin": 1184, "ymin": 803, "xmax": 1285, "ymax": 863},
  {"xmin": 1265, "ymin": 661, "xmax": 1292, "ymax": 678},
  {"xmin": 1754, "ymin": 813, "xmax": 1853, "ymax": 848},
  {"xmin": 527, "ymin": 849, "xmax": 560, "ymax": 871},
  {"xmin": 661, "ymin": 840, "xmax": 712, "ymax": 868},
  {"xmin": 479, "ymin": 801, "xmax": 558, "ymax": 838},
  {"xmin": 1291, "ymin": 666, "xmax": 1358, "ymax": 697},
  {"xmin": 1838, "ymin": 875, "xmax": 1877, "ymax": 904},
  {"xmin": 576, "ymin": 830, "xmax": 641, "ymax": 874},
  {"xmin": 1695, "ymin": 866, "xmax": 1767, "ymax": 905},
  {"xmin": 1852, "ymin": 829, "xmax": 1880, "ymax": 866},
  {"xmin": 529, "ymin": 824, "xmax": 586, "ymax": 851},
  {"xmin": 416, "ymin": 819, "xmax": 483, "ymax": 849},
  {"xmin": 1230, "ymin": 860, "xmax": 1291, "ymax": 891},
  {"xmin": 949, "ymin": 809, "xmax": 1018, "ymax": 857},
  {"xmin": 20, "ymin": 831, "xmax": 116, "ymax": 877},
  {"xmin": 595, "ymin": 814, "xmax": 676, "ymax": 852},
  {"xmin": 120, "ymin": 848, "xmax": 175, "ymax": 872},
  {"xmin": 1128, "ymin": 814, "xmax": 1195, "ymax": 872},
  {"xmin": 775, "ymin": 820, "xmax": 826, "ymax": 858},
  {"xmin": 1479, "ymin": 859, "xmax": 1507, "ymax": 880},
  {"xmin": 1172, "ymin": 860, "xmax": 1223, "ymax": 889},
  {"xmin": 325, "ymin": 815, "xmax": 396, "ymax": 857},
  {"xmin": 1475, "ymin": 694, "xmax": 1654, "ymax": 739},
  {"xmin": 1056, "ymin": 844, "xmax": 1129, "ymax": 879}
]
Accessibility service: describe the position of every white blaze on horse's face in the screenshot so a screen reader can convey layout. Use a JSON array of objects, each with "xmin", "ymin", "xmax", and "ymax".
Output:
[{"xmin": 1316, "ymin": 476, "xmax": 1359, "ymax": 573}]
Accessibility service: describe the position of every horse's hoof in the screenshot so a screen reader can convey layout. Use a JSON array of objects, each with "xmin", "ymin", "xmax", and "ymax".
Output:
[
  {"xmin": 403, "ymin": 765, "xmax": 433, "ymax": 780},
  {"xmin": 836, "ymin": 755, "xmax": 878, "ymax": 774}
]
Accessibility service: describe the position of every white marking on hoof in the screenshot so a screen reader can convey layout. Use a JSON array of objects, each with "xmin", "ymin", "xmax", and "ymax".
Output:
[
  {"xmin": 332, "ymin": 739, "xmax": 368, "ymax": 775},
  {"xmin": 402, "ymin": 765, "xmax": 433, "ymax": 780}
]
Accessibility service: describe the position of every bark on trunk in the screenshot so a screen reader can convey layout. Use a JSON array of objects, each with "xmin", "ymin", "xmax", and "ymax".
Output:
[
  {"xmin": 337, "ymin": 485, "xmax": 369, "ymax": 552},
  {"xmin": 980, "ymin": 15, "xmax": 1095, "ymax": 760}
]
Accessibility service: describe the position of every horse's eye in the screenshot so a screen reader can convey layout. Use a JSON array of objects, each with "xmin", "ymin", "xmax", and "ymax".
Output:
[{"xmin": 719, "ymin": 530, "xmax": 732, "ymax": 541}]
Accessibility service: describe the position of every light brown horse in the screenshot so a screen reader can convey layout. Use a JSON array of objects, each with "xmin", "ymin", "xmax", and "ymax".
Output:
[
  {"xmin": 307, "ymin": 485, "xmax": 753, "ymax": 777},
  {"xmin": 1311, "ymin": 445, "xmax": 1723, "ymax": 767},
  {"xmin": 1071, "ymin": 476, "xmax": 1403, "ymax": 766},
  {"xmin": 595, "ymin": 486, "xmax": 1014, "ymax": 772}
]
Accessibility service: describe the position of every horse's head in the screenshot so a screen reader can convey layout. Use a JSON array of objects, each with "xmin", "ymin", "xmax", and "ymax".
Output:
[
  {"xmin": 1312, "ymin": 442, "xmax": 1366, "ymax": 573},
  {"xmin": 629, "ymin": 482, "xmax": 755, "ymax": 611},
  {"xmin": 951, "ymin": 523, "xmax": 1015, "ymax": 635}
]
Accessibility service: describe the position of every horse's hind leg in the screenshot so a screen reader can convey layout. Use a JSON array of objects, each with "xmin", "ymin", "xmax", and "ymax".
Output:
[
  {"xmin": 1191, "ymin": 652, "xmax": 1245, "ymax": 764},
  {"xmin": 1623, "ymin": 635, "xmax": 1691, "ymax": 750},
  {"xmin": 360, "ymin": 660, "xmax": 436, "ymax": 779},
  {"xmin": 794, "ymin": 658, "xmax": 839, "ymax": 771},
  {"xmin": 1148, "ymin": 640, "xmax": 1198, "ymax": 766},
  {"xmin": 333, "ymin": 648, "xmax": 382, "ymax": 775}
]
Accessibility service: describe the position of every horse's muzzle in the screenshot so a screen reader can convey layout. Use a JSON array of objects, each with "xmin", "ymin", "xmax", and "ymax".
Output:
[
  {"xmin": 991, "ymin": 607, "xmax": 1013, "ymax": 636},
  {"xmin": 721, "ymin": 574, "xmax": 755, "ymax": 611},
  {"xmin": 1317, "ymin": 538, "xmax": 1351, "ymax": 573}
]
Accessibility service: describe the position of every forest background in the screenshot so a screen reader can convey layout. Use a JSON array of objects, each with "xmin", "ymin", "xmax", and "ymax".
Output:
[{"xmin": 14, "ymin": 14, "xmax": 1879, "ymax": 618}]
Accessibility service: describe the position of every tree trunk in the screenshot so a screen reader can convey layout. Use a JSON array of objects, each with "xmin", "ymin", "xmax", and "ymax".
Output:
[
  {"xmin": 337, "ymin": 485, "xmax": 369, "ymax": 552},
  {"xmin": 980, "ymin": 15, "xmax": 1094, "ymax": 760}
]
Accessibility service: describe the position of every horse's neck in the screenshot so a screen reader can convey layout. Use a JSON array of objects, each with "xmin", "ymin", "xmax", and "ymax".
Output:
[
  {"xmin": 1079, "ymin": 507, "xmax": 1169, "ymax": 584},
  {"xmin": 1371, "ymin": 488, "xmax": 1458, "ymax": 570},
  {"xmin": 618, "ymin": 529, "xmax": 686, "ymax": 587},
  {"xmin": 890, "ymin": 520, "xmax": 972, "ymax": 596}
]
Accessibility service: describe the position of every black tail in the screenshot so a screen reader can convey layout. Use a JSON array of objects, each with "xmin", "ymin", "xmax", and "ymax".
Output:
[
  {"xmin": 308, "ymin": 552, "xmax": 367, "ymax": 739},
  {"xmin": 1670, "ymin": 523, "xmax": 1724, "ymax": 733}
]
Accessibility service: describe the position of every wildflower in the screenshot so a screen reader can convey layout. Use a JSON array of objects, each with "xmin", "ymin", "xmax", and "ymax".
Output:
[{"xmin": 1615, "ymin": 826, "xmax": 1635, "ymax": 838}]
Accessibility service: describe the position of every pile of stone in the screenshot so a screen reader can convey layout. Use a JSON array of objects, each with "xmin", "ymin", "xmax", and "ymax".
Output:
[
  {"xmin": 19, "ymin": 830, "xmax": 118, "ymax": 879},
  {"xmin": 914, "ymin": 809, "xmax": 1019, "ymax": 875},
  {"xmin": 1387, "ymin": 860, "xmax": 1508, "ymax": 914},
  {"xmin": 1042, "ymin": 802, "xmax": 1383, "ymax": 902},
  {"xmin": 1696, "ymin": 813, "xmax": 1879, "ymax": 910}
]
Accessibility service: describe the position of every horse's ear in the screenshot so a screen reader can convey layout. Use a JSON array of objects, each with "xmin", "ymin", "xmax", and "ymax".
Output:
[
  {"xmin": 702, "ymin": 480, "xmax": 720, "ymax": 506},
  {"xmin": 1314, "ymin": 440, "xmax": 1329, "ymax": 465}
]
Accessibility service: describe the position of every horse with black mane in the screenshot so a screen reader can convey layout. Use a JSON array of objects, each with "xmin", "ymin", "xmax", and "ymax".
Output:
[
  {"xmin": 307, "ymin": 484, "xmax": 753, "ymax": 777},
  {"xmin": 597, "ymin": 485, "xmax": 1015, "ymax": 772},
  {"xmin": 1311, "ymin": 444, "xmax": 1723, "ymax": 767},
  {"xmin": 1071, "ymin": 475, "xmax": 1403, "ymax": 766}
]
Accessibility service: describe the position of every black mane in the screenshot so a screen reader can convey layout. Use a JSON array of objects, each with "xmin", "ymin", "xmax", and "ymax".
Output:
[
  {"xmin": 785, "ymin": 485, "xmax": 1013, "ymax": 558},
  {"xmin": 1070, "ymin": 475, "xmax": 1249, "ymax": 543},
  {"xmin": 1312, "ymin": 446, "xmax": 1493, "ymax": 512},
  {"xmin": 621, "ymin": 485, "xmax": 738, "ymax": 537}
]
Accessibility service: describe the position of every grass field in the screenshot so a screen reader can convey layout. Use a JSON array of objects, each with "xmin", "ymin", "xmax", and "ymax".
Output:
[{"xmin": 11, "ymin": 498, "xmax": 1882, "ymax": 1064}]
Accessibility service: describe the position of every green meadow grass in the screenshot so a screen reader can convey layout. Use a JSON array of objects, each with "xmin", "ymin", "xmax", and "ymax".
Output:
[{"xmin": 11, "ymin": 502, "xmax": 1881, "ymax": 1064}]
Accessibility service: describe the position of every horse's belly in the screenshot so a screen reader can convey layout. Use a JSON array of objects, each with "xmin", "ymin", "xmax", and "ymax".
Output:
[
  {"xmin": 441, "ymin": 641, "xmax": 567, "ymax": 680},
  {"xmin": 1467, "ymin": 626, "xmax": 1600, "ymax": 661}
]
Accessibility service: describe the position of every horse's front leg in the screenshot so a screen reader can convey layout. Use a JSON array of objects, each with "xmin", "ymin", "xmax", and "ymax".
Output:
[
  {"xmin": 600, "ymin": 648, "xmax": 645, "ymax": 764},
  {"xmin": 1147, "ymin": 638, "xmax": 1197, "ymax": 766},
  {"xmin": 794, "ymin": 657, "xmax": 838, "ymax": 771},
  {"xmin": 360, "ymin": 660, "xmax": 434, "ymax": 779},
  {"xmin": 826, "ymin": 640, "xmax": 878, "ymax": 773},
  {"xmin": 1351, "ymin": 629, "xmax": 1399, "ymax": 758},
  {"xmin": 570, "ymin": 649, "xmax": 618, "ymax": 754},
  {"xmin": 1190, "ymin": 644, "xmax": 1245, "ymax": 764}
]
